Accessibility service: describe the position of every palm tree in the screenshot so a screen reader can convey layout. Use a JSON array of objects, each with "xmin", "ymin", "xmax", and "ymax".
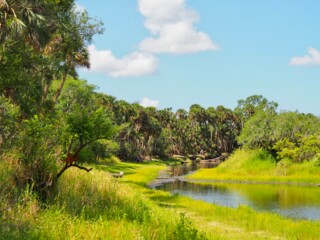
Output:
[
  {"xmin": 0, "ymin": 0, "xmax": 50, "ymax": 49},
  {"xmin": 52, "ymin": 10, "xmax": 103, "ymax": 103},
  {"xmin": 54, "ymin": 47, "xmax": 90, "ymax": 102}
]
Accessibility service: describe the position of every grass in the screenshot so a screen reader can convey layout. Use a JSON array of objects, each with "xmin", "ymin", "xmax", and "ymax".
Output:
[
  {"xmin": 155, "ymin": 194, "xmax": 320, "ymax": 240},
  {"xmin": 96, "ymin": 160, "xmax": 167, "ymax": 186},
  {"xmin": 2, "ymin": 156, "xmax": 320, "ymax": 239},
  {"xmin": 0, "ymin": 159, "xmax": 206, "ymax": 240},
  {"xmin": 122, "ymin": 162, "xmax": 320, "ymax": 239},
  {"xmin": 187, "ymin": 149, "xmax": 320, "ymax": 184}
]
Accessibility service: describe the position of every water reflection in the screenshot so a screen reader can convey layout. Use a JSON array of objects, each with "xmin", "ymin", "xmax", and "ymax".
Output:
[
  {"xmin": 170, "ymin": 162, "xmax": 218, "ymax": 177},
  {"xmin": 157, "ymin": 164, "xmax": 320, "ymax": 220}
]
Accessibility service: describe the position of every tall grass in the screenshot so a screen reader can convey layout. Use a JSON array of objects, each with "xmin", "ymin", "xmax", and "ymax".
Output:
[
  {"xmin": 188, "ymin": 149, "xmax": 320, "ymax": 183},
  {"xmin": 2, "ymin": 157, "xmax": 320, "ymax": 239},
  {"xmin": 1, "ymin": 164, "xmax": 207, "ymax": 240}
]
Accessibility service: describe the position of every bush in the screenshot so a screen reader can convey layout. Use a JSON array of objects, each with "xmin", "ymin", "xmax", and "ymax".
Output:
[
  {"xmin": 273, "ymin": 135, "xmax": 320, "ymax": 162},
  {"xmin": 173, "ymin": 213, "xmax": 208, "ymax": 240}
]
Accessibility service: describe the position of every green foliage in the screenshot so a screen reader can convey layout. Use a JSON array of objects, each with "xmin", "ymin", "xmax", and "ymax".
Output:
[
  {"xmin": 237, "ymin": 110, "xmax": 276, "ymax": 150},
  {"xmin": 0, "ymin": 96, "xmax": 20, "ymax": 149},
  {"xmin": 235, "ymin": 95, "xmax": 278, "ymax": 127},
  {"xmin": 16, "ymin": 115, "xmax": 60, "ymax": 192},
  {"xmin": 238, "ymin": 107, "xmax": 320, "ymax": 164},
  {"xmin": 55, "ymin": 79, "xmax": 118, "ymax": 165},
  {"xmin": 273, "ymin": 135, "xmax": 320, "ymax": 162},
  {"xmin": 173, "ymin": 213, "xmax": 208, "ymax": 240}
]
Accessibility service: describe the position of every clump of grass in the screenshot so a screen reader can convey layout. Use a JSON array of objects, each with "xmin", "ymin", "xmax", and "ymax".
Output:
[
  {"xmin": 55, "ymin": 168, "xmax": 152, "ymax": 222},
  {"xmin": 216, "ymin": 149, "xmax": 276, "ymax": 175}
]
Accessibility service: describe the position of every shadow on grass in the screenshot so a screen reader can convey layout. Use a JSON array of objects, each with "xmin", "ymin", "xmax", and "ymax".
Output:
[
  {"xmin": 122, "ymin": 180, "xmax": 148, "ymax": 188},
  {"xmin": 150, "ymin": 192, "xmax": 181, "ymax": 202},
  {"xmin": 157, "ymin": 202, "xmax": 180, "ymax": 209},
  {"xmin": 0, "ymin": 222, "xmax": 39, "ymax": 240},
  {"xmin": 151, "ymin": 193, "xmax": 187, "ymax": 210},
  {"xmin": 96, "ymin": 163, "xmax": 140, "ymax": 174}
]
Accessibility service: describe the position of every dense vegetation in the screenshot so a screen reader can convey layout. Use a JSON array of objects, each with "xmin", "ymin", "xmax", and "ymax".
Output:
[
  {"xmin": 1, "ymin": 0, "xmax": 320, "ymax": 239},
  {"xmin": 0, "ymin": 0, "xmax": 244, "ymax": 196}
]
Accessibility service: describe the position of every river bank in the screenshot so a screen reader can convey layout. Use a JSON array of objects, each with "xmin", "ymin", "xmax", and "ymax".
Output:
[
  {"xmin": 187, "ymin": 149, "xmax": 320, "ymax": 184},
  {"xmin": 108, "ymin": 160, "xmax": 320, "ymax": 239}
]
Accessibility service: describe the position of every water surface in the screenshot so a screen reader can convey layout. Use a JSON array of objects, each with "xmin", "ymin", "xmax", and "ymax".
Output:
[{"xmin": 156, "ymin": 164, "xmax": 320, "ymax": 220}]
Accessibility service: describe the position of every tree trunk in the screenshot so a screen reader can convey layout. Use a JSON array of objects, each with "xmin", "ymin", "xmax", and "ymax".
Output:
[{"xmin": 54, "ymin": 67, "xmax": 69, "ymax": 102}]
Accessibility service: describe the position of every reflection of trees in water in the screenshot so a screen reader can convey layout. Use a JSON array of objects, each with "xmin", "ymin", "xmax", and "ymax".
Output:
[
  {"xmin": 162, "ymin": 164, "xmax": 320, "ymax": 217},
  {"xmin": 159, "ymin": 177, "xmax": 320, "ymax": 220},
  {"xmin": 160, "ymin": 180, "xmax": 320, "ymax": 210},
  {"xmin": 161, "ymin": 181, "xmax": 229, "ymax": 194},
  {"xmin": 170, "ymin": 163, "xmax": 218, "ymax": 177},
  {"xmin": 224, "ymin": 184, "xmax": 320, "ymax": 208}
]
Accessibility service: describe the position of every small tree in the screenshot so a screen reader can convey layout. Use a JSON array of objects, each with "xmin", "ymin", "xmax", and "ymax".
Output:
[
  {"xmin": 56, "ymin": 107, "xmax": 117, "ymax": 181},
  {"xmin": 54, "ymin": 79, "xmax": 117, "ymax": 182}
]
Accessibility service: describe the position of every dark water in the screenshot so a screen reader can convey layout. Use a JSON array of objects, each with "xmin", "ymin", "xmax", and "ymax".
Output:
[{"xmin": 156, "ymin": 164, "xmax": 320, "ymax": 220}]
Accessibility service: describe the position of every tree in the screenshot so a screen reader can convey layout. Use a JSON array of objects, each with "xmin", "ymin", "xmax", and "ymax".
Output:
[
  {"xmin": 235, "ymin": 95, "xmax": 278, "ymax": 127},
  {"xmin": 0, "ymin": 0, "xmax": 52, "ymax": 49},
  {"xmin": 237, "ymin": 110, "xmax": 277, "ymax": 150}
]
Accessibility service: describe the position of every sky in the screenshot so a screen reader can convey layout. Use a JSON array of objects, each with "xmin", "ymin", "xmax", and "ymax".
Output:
[{"xmin": 76, "ymin": 0, "xmax": 320, "ymax": 115}]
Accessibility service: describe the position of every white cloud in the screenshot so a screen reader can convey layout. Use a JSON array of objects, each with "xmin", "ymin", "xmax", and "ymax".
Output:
[
  {"xmin": 88, "ymin": 45, "xmax": 158, "ymax": 77},
  {"xmin": 140, "ymin": 97, "xmax": 160, "ymax": 108},
  {"xmin": 138, "ymin": 0, "xmax": 218, "ymax": 54},
  {"xmin": 75, "ymin": 2, "xmax": 85, "ymax": 13},
  {"xmin": 290, "ymin": 48, "xmax": 320, "ymax": 66},
  {"xmin": 85, "ymin": 0, "xmax": 216, "ymax": 78}
]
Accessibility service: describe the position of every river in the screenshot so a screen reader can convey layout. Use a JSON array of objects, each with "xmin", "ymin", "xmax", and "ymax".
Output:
[{"xmin": 154, "ymin": 163, "xmax": 320, "ymax": 220}]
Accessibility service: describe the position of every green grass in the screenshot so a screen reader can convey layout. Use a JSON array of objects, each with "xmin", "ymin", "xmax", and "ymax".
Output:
[
  {"xmin": 96, "ymin": 160, "xmax": 167, "ymax": 186},
  {"xmin": 2, "ymin": 156, "xmax": 320, "ymax": 239},
  {"xmin": 130, "ymin": 170, "xmax": 320, "ymax": 239},
  {"xmin": 151, "ymin": 193, "xmax": 320, "ymax": 240},
  {"xmin": 0, "ymin": 159, "xmax": 206, "ymax": 240},
  {"xmin": 188, "ymin": 149, "xmax": 320, "ymax": 184}
]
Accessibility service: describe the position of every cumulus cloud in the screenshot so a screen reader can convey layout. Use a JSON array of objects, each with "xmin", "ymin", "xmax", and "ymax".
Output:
[
  {"xmin": 140, "ymin": 97, "xmax": 160, "ymax": 108},
  {"xmin": 86, "ymin": 0, "xmax": 216, "ymax": 77},
  {"xmin": 138, "ymin": 0, "xmax": 218, "ymax": 54},
  {"xmin": 88, "ymin": 45, "xmax": 158, "ymax": 77},
  {"xmin": 290, "ymin": 48, "xmax": 320, "ymax": 66}
]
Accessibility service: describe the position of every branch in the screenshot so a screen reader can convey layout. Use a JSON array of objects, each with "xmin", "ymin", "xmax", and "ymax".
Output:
[
  {"xmin": 56, "ymin": 163, "xmax": 71, "ymax": 180},
  {"xmin": 71, "ymin": 164, "xmax": 93, "ymax": 172}
]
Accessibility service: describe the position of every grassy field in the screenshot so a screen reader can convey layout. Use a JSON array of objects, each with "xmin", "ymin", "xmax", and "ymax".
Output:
[
  {"xmin": 0, "ymin": 159, "xmax": 206, "ymax": 240},
  {"xmin": 2, "ymin": 157, "xmax": 320, "ymax": 239},
  {"xmin": 187, "ymin": 149, "xmax": 320, "ymax": 184}
]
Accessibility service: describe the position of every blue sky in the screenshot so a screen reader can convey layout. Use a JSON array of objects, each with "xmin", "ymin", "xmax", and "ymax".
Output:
[{"xmin": 76, "ymin": 0, "xmax": 320, "ymax": 115}]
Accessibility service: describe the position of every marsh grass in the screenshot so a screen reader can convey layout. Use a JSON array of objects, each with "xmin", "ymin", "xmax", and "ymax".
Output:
[
  {"xmin": 188, "ymin": 149, "xmax": 320, "ymax": 183},
  {"xmin": 1, "ymin": 160, "xmax": 207, "ymax": 240},
  {"xmin": 2, "ymin": 157, "xmax": 320, "ymax": 239}
]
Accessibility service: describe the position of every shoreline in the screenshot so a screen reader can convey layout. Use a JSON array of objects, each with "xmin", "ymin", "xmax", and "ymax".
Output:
[
  {"xmin": 148, "ymin": 163, "xmax": 320, "ymax": 188},
  {"xmin": 181, "ymin": 176, "xmax": 320, "ymax": 187}
]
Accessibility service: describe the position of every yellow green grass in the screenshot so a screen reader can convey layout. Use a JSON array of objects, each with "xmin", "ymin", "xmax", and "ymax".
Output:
[
  {"xmin": 116, "ymin": 160, "xmax": 320, "ymax": 239},
  {"xmin": 0, "ymin": 160, "xmax": 205, "ymax": 240},
  {"xmin": 188, "ymin": 149, "xmax": 320, "ymax": 184},
  {"xmin": 2, "ymin": 158, "xmax": 320, "ymax": 239}
]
